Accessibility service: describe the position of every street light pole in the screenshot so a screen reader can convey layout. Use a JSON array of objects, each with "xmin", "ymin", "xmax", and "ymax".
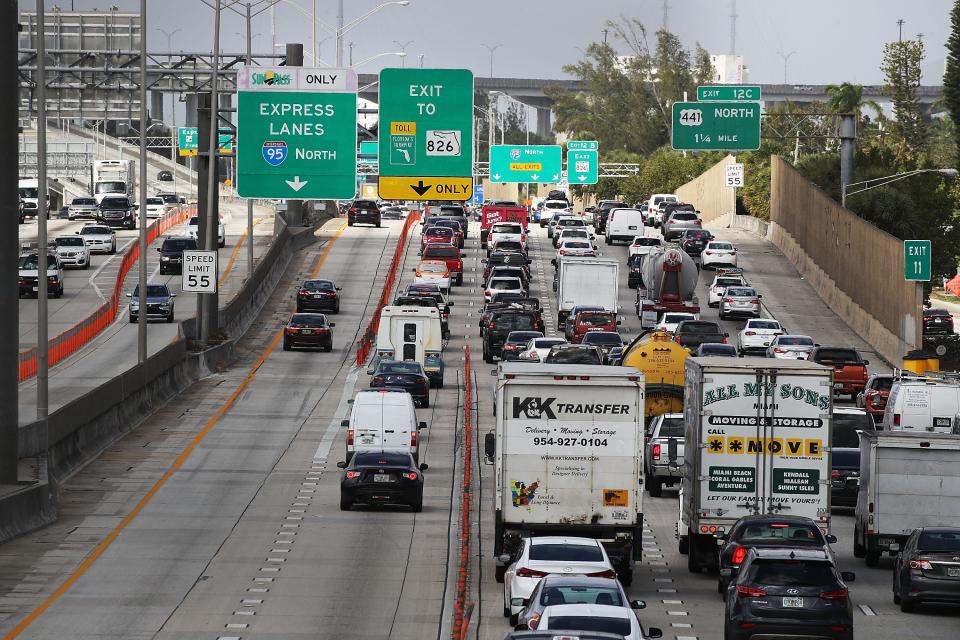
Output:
[
  {"xmin": 201, "ymin": 0, "xmax": 222, "ymax": 343},
  {"xmin": 481, "ymin": 43, "xmax": 502, "ymax": 77},
  {"xmin": 35, "ymin": 0, "xmax": 48, "ymax": 420},
  {"xmin": 245, "ymin": 2, "xmax": 255, "ymax": 279},
  {"xmin": 137, "ymin": 0, "xmax": 148, "ymax": 363},
  {"xmin": 393, "ymin": 39, "xmax": 413, "ymax": 67},
  {"xmin": 336, "ymin": 0, "xmax": 344, "ymax": 66}
]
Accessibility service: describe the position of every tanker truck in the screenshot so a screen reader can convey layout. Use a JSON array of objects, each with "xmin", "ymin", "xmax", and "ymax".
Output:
[
  {"xmin": 620, "ymin": 330, "xmax": 689, "ymax": 420},
  {"xmin": 636, "ymin": 245, "xmax": 700, "ymax": 329}
]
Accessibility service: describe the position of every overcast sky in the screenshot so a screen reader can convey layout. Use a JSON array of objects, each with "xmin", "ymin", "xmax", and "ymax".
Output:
[{"xmin": 27, "ymin": 0, "xmax": 954, "ymax": 85}]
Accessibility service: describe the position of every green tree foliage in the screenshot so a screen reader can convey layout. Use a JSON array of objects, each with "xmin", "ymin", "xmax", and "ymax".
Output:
[
  {"xmin": 881, "ymin": 39, "xmax": 929, "ymax": 155},
  {"xmin": 825, "ymin": 82, "xmax": 864, "ymax": 114},
  {"xmin": 945, "ymin": 0, "xmax": 960, "ymax": 166}
]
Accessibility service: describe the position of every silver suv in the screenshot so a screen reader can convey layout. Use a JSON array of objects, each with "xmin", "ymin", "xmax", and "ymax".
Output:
[
  {"xmin": 644, "ymin": 413, "xmax": 685, "ymax": 497},
  {"xmin": 662, "ymin": 211, "xmax": 702, "ymax": 240}
]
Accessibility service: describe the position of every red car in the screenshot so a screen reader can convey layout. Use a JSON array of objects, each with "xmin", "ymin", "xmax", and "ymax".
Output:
[
  {"xmin": 421, "ymin": 243, "xmax": 465, "ymax": 286},
  {"xmin": 430, "ymin": 219, "xmax": 464, "ymax": 247},
  {"xmin": 421, "ymin": 225, "xmax": 455, "ymax": 248},
  {"xmin": 565, "ymin": 310, "xmax": 619, "ymax": 343},
  {"xmin": 858, "ymin": 373, "xmax": 893, "ymax": 422}
]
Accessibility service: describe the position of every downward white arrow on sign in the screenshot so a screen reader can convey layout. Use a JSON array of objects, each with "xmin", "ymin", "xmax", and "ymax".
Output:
[
  {"xmin": 531, "ymin": 174, "xmax": 539, "ymax": 180},
  {"xmin": 578, "ymin": 175, "xmax": 587, "ymax": 181},
  {"xmin": 285, "ymin": 176, "xmax": 308, "ymax": 192},
  {"xmin": 492, "ymin": 174, "xmax": 501, "ymax": 180},
  {"xmin": 552, "ymin": 174, "xmax": 559, "ymax": 181}
]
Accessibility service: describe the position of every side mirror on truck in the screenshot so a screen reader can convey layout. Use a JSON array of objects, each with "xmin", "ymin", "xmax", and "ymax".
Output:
[
  {"xmin": 484, "ymin": 432, "xmax": 496, "ymax": 461},
  {"xmin": 418, "ymin": 421, "xmax": 427, "ymax": 430},
  {"xmin": 646, "ymin": 628, "xmax": 663, "ymax": 639}
]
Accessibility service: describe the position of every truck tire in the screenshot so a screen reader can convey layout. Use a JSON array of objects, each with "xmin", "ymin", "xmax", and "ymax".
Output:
[
  {"xmin": 688, "ymin": 544, "xmax": 702, "ymax": 573},
  {"xmin": 647, "ymin": 476, "xmax": 663, "ymax": 498},
  {"xmin": 865, "ymin": 548, "xmax": 880, "ymax": 567},
  {"xmin": 495, "ymin": 565, "xmax": 507, "ymax": 584},
  {"xmin": 678, "ymin": 536, "xmax": 689, "ymax": 555},
  {"xmin": 853, "ymin": 525, "xmax": 865, "ymax": 558}
]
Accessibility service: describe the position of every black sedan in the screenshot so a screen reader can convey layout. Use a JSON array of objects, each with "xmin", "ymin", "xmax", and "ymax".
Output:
[
  {"xmin": 678, "ymin": 229, "xmax": 713, "ymax": 256},
  {"xmin": 923, "ymin": 308, "xmax": 954, "ymax": 335},
  {"xmin": 501, "ymin": 330, "xmax": 544, "ymax": 362},
  {"xmin": 337, "ymin": 450, "xmax": 427, "ymax": 512},
  {"xmin": 725, "ymin": 548, "xmax": 854, "ymax": 640},
  {"xmin": 296, "ymin": 278, "xmax": 341, "ymax": 313},
  {"xmin": 894, "ymin": 527, "xmax": 960, "ymax": 612},
  {"xmin": 370, "ymin": 360, "xmax": 431, "ymax": 407},
  {"xmin": 283, "ymin": 313, "xmax": 335, "ymax": 351},
  {"xmin": 718, "ymin": 515, "xmax": 837, "ymax": 594}
]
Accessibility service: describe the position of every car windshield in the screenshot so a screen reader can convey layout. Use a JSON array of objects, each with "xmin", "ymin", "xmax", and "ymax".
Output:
[
  {"xmin": 419, "ymin": 263, "xmax": 447, "ymax": 273},
  {"xmin": 748, "ymin": 320, "xmax": 781, "ymax": 330},
  {"xmin": 133, "ymin": 285, "xmax": 170, "ymax": 298},
  {"xmin": 303, "ymin": 280, "xmax": 334, "ymax": 291},
  {"xmin": 671, "ymin": 212, "xmax": 698, "ymax": 221},
  {"xmin": 685, "ymin": 230, "xmax": 711, "ymax": 239},
  {"xmin": 159, "ymin": 194, "xmax": 178, "ymax": 203},
  {"xmin": 146, "ymin": 198, "xmax": 164, "ymax": 205},
  {"xmin": 633, "ymin": 237, "xmax": 661, "ymax": 246},
  {"xmin": 833, "ymin": 412, "xmax": 875, "ymax": 447},
  {"xmin": 778, "ymin": 336, "xmax": 814, "ymax": 346},
  {"xmin": 426, "ymin": 227, "xmax": 453, "ymax": 236},
  {"xmin": 814, "ymin": 348, "xmax": 861, "ymax": 364},
  {"xmin": 56, "ymin": 237, "xmax": 85, "ymax": 247},
  {"xmin": 680, "ymin": 323, "xmax": 721, "ymax": 334},
  {"xmin": 546, "ymin": 616, "xmax": 630, "ymax": 636},
  {"xmin": 663, "ymin": 314, "xmax": 695, "ymax": 324},
  {"xmin": 492, "ymin": 224, "xmax": 522, "ymax": 233},
  {"xmin": 424, "ymin": 246, "xmax": 459, "ymax": 258},
  {"xmin": 290, "ymin": 314, "xmax": 327, "ymax": 327},
  {"xmin": 560, "ymin": 219, "xmax": 585, "ymax": 226},
  {"xmin": 352, "ymin": 452, "xmax": 410, "ymax": 467},
  {"xmin": 539, "ymin": 585, "xmax": 624, "ymax": 607},
  {"xmin": 657, "ymin": 417, "xmax": 684, "ymax": 438},
  {"xmin": 100, "ymin": 198, "xmax": 129, "ymax": 208},
  {"xmin": 161, "ymin": 238, "xmax": 196, "ymax": 251},
  {"xmin": 353, "ymin": 200, "xmax": 377, "ymax": 210},
  {"xmin": 439, "ymin": 206, "xmax": 464, "ymax": 215},
  {"xmin": 739, "ymin": 523, "xmax": 824, "ymax": 544},
  {"xmin": 582, "ymin": 333, "xmax": 622, "ymax": 345},
  {"xmin": 926, "ymin": 309, "xmax": 952, "ymax": 317},
  {"xmin": 490, "ymin": 279, "xmax": 521, "ymax": 290},
  {"xmin": 493, "ymin": 314, "xmax": 536, "ymax": 331},
  {"xmin": 534, "ymin": 339, "xmax": 565, "ymax": 349},
  {"xmin": 563, "ymin": 241, "xmax": 592, "ymax": 249},
  {"xmin": 747, "ymin": 560, "xmax": 836, "ymax": 587},
  {"xmin": 548, "ymin": 349, "xmax": 601, "ymax": 365},
  {"xmin": 507, "ymin": 331, "xmax": 542, "ymax": 344},
  {"xmin": 378, "ymin": 361, "xmax": 421, "ymax": 374},
  {"xmin": 18, "ymin": 254, "xmax": 58, "ymax": 269},
  {"xmin": 530, "ymin": 543, "xmax": 604, "ymax": 562},
  {"xmin": 726, "ymin": 288, "xmax": 756, "ymax": 297},
  {"xmin": 715, "ymin": 278, "xmax": 743, "ymax": 288},
  {"xmin": 82, "ymin": 227, "xmax": 112, "ymax": 235},
  {"xmin": 545, "ymin": 201, "xmax": 568, "ymax": 209},
  {"xmin": 95, "ymin": 182, "xmax": 126, "ymax": 194},
  {"xmin": 918, "ymin": 531, "xmax": 960, "ymax": 552},
  {"xmin": 578, "ymin": 313, "xmax": 613, "ymax": 326},
  {"xmin": 871, "ymin": 377, "xmax": 893, "ymax": 391},
  {"xmin": 72, "ymin": 198, "xmax": 96, "ymax": 205},
  {"xmin": 709, "ymin": 242, "xmax": 734, "ymax": 250},
  {"xmin": 700, "ymin": 344, "xmax": 737, "ymax": 356}
]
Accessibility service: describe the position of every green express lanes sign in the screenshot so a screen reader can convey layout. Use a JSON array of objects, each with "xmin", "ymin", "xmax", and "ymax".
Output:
[
  {"xmin": 236, "ymin": 66, "xmax": 358, "ymax": 199},
  {"xmin": 671, "ymin": 101, "xmax": 761, "ymax": 151},
  {"xmin": 377, "ymin": 68, "xmax": 474, "ymax": 201},
  {"xmin": 177, "ymin": 127, "xmax": 233, "ymax": 156}
]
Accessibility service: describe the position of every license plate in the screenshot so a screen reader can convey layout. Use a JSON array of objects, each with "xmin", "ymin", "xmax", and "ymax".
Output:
[
  {"xmin": 834, "ymin": 383, "xmax": 843, "ymax": 389},
  {"xmin": 301, "ymin": 329, "xmax": 314, "ymax": 334},
  {"xmin": 373, "ymin": 475, "xmax": 394, "ymax": 483},
  {"xmin": 934, "ymin": 417, "xmax": 951, "ymax": 428},
  {"xmin": 360, "ymin": 436, "xmax": 375, "ymax": 444},
  {"xmin": 935, "ymin": 319, "xmax": 942, "ymax": 323},
  {"xmin": 782, "ymin": 597, "xmax": 803, "ymax": 607},
  {"xmin": 947, "ymin": 567, "xmax": 960, "ymax": 577},
  {"xmin": 32, "ymin": 287, "xmax": 38, "ymax": 292},
  {"xmin": 628, "ymin": 225, "xmax": 637, "ymax": 230},
  {"xmin": 313, "ymin": 293, "xmax": 323, "ymax": 298}
]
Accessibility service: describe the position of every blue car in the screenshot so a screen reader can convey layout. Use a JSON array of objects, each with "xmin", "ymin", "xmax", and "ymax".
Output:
[{"xmin": 128, "ymin": 283, "xmax": 176, "ymax": 323}]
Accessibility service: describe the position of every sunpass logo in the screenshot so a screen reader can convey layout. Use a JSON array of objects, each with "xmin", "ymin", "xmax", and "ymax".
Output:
[
  {"xmin": 251, "ymin": 70, "xmax": 291, "ymax": 86},
  {"xmin": 513, "ymin": 397, "xmax": 557, "ymax": 419}
]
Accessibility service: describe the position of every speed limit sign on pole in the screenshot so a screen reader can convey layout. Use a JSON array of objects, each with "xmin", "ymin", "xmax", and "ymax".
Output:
[
  {"xmin": 182, "ymin": 250, "xmax": 218, "ymax": 293},
  {"xmin": 725, "ymin": 163, "xmax": 745, "ymax": 188}
]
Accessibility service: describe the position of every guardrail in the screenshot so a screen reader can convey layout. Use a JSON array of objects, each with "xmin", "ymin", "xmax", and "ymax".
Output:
[
  {"xmin": 354, "ymin": 212, "xmax": 421, "ymax": 366},
  {"xmin": 18, "ymin": 205, "xmax": 195, "ymax": 381},
  {"xmin": 452, "ymin": 345, "xmax": 474, "ymax": 640}
]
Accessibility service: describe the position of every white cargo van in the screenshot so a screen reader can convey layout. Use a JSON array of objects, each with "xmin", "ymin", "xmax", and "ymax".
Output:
[
  {"xmin": 342, "ymin": 389, "xmax": 426, "ymax": 462},
  {"xmin": 605, "ymin": 208, "xmax": 645, "ymax": 245},
  {"xmin": 882, "ymin": 373, "xmax": 960, "ymax": 433},
  {"xmin": 374, "ymin": 306, "xmax": 445, "ymax": 387},
  {"xmin": 646, "ymin": 194, "xmax": 678, "ymax": 225}
]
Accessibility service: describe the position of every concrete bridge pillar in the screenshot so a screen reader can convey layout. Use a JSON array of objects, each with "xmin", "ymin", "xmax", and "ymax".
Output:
[
  {"xmin": 536, "ymin": 106, "xmax": 552, "ymax": 140},
  {"xmin": 184, "ymin": 93, "xmax": 198, "ymax": 128},
  {"xmin": 150, "ymin": 91, "xmax": 164, "ymax": 123}
]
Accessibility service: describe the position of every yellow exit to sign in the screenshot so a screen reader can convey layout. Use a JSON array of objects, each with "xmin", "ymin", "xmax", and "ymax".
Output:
[
  {"xmin": 390, "ymin": 121, "xmax": 416, "ymax": 135},
  {"xmin": 510, "ymin": 162, "xmax": 541, "ymax": 171}
]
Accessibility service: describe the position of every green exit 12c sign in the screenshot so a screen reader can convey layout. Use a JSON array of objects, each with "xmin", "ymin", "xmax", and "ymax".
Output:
[{"xmin": 904, "ymin": 239, "xmax": 932, "ymax": 281}]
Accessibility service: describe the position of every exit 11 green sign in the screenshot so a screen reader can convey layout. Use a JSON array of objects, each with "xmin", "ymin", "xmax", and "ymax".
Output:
[{"xmin": 904, "ymin": 239, "xmax": 932, "ymax": 281}]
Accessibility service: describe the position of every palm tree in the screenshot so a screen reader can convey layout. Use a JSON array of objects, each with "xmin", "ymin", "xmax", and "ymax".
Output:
[{"xmin": 825, "ymin": 82, "xmax": 864, "ymax": 114}]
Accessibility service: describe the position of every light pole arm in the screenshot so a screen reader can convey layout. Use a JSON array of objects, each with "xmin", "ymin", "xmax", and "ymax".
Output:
[{"xmin": 338, "ymin": 1, "xmax": 408, "ymax": 36}]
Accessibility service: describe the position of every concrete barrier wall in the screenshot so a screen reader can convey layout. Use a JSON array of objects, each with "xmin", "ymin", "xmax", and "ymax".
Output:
[
  {"xmin": 675, "ymin": 154, "xmax": 737, "ymax": 224},
  {"xmin": 769, "ymin": 156, "xmax": 921, "ymax": 365}
]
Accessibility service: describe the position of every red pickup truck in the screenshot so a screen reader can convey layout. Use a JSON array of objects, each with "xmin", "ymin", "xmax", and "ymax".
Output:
[
  {"xmin": 421, "ymin": 243, "xmax": 466, "ymax": 286},
  {"xmin": 480, "ymin": 204, "xmax": 528, "ymax": 248},
  {"xmin": 808, "ymin": 346, "xmax": 869, "ymax": 400}
]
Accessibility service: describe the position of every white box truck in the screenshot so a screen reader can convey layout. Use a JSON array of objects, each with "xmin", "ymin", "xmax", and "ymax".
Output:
[
  {"xmin": 681, "ymin": 357, "xmax": 834, "ymax": 572},
  {"xmin": 555, "ymin": 257, "xmax": 619, "ymax": 328},
  {"xmin": 91, "ymin": 159, "xmax": 136, "ymax": 204},
  {"xmin": 484, "ymin": 363, "xmax": 645, "ymax": 584},
  {"xmin": 372, "ymin": 306, "xmax": 445, "ymax": 387},
  {"xmin": 854, "ymin": 431, "xmax": 960, "ymax": 566}
]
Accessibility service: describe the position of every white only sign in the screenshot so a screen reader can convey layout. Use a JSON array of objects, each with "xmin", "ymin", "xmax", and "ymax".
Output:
[
  {"xmin": 182, "ymin": 250, "xmax": 218, "ymax": 293},
  {"xmin": 236, "ymin": 67, "xmax": 358, "ymax": 92},
  {"xmin": 725, "ymin": 163, "xmax": 745, "ymax": 188}
]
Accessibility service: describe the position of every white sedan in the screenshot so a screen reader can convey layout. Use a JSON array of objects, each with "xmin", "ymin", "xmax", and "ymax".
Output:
[
  {"xmin": 738, "ymin": 318, "xmax": 785, "ymax": 354},
  {"xmin": 501, "ymin": 537, "xmax": 617, "ymax": 619},
  {"xmin": 701, "ymin": 240, "xmax": 738, "ymax": 270},
  {"xmin": 78, "ymin": 224, "xmax": 117, "ymax": 254},
  {"xmin": 187, "ymin": 215, "xmax": 226, "ymax": 248},
  {"xmin": 557, "ymin": 239, "xmax": 597, "ymax": 258},
  {"xmin": 488, "ymin": 222, "xmax": 526, "ymax": 249},
  {"xmin": 766, "ymin": 334, "xmax": 817, "ymax": 359},
  {"xmin": 144, "ymin": 197, "xmax": 166, "ymax": 219},
  {"xmin": 628, "ymin": 236, "xmax": 662, "ymax": 258},
  {"xmin": 707, "ymin": 274, "xmax": 747, "ymax": 307},
  {"xmin": 518, "ymin": 337, "xmax": 567, "ymax": 362},
  {"xmin": 655, "ymin": 312, "xmax": 697, "ymax": 334},
  {"xmin": 484, "ymin": 276, "xmax": 525, "ymax": 301},
  {"xmin": 533, "ymin": 603, "xmax": 654, "ymax": 639}
]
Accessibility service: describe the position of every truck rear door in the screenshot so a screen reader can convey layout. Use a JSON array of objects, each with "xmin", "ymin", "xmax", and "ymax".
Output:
[{"xmin": 698, "ymin": 371, "xmax": 832, "ymax": 530}]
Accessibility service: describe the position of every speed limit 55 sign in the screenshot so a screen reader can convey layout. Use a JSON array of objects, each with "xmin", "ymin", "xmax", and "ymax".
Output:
[{"xmin": 182, "ymin": 250, "xmax": 218, "ymax": 293}]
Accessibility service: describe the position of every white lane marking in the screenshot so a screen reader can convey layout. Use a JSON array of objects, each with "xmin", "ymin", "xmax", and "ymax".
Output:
[
  {"xmin": 671, "ymin": 623, "xmax": 693, "ymax": 628},
  {"xmin": 666, "ymin": 611, "xmax": 688, "ymax": 616},
  {"xmin": 232, "ymin": 610, "xmax": 255, "ymax": 616},
  {"xmin": 657, "ymin": 588, "xmax": 677, "ymax": 593},
  {"xmin": 858, "ymin": 604, "xmax": 877, "ymax": 616},
  {"xmin": 224, "ymin": 623, "xmax": 249, "ymax": 629},
  {"xmin": 662, "ymin": 599, "xmax": 683, "ymax": 604},
  {"xmin": 87, "ymin": 237, "xmax": 136, "ymax": 301},
  {"xmin": 312, "ymin": 366, "xmax": 362, "ymax": 463}
]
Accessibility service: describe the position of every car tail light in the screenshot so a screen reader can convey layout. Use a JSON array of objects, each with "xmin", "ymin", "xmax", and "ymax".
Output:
[
  {"xmin": 736, "ymin": 585, "xmax": 766, "ymax": 598},
  {"xmin": 723, "ymin": 298, "xmax": 733, "ymax": 303},
  {"xmin": 744, "ymin": 331, "xmax": 756, "ymax": 336},
  {"xmin": 820, "ymin": 588, "xmax": 849, "ymax": 600},
  {"xmin": 528, "ymin": 613, "xmax": 542, "ymax": 630},
  {"xmin": 751, "ymin": 299, "xmax": 760, "ymax": 304},
  {"xmin": 345, "ymin": 471, "xmax": 360, "ymax": 479},
  {"xmin": 909, "ymin": 559, "xmax": 933, "ymax": 571},
  {"xmin": 298, "ymin": 290, "xmax": 310, "ymax": 297},
  {"xmin": 559, "ymin": 250, "xmax": 566, "ymax": 255},
  {"xmin": 372, "ymin": 375, "xmax": 385, "ymax": 385},
  {"xmin": 516, "ymin": 567, "xmax": 549, "ymax": 578},
  {"xmin": 347, "ymin": 429, "xmax": 354, "ymax": 446},
  {"xmin": 704, "ymin": 251, "xmax": 713, "ymax": 255},
  {"xmin": 894, "ymin": 413, "xmax": 901, "ymax": 426},
  {"xmin": 285, "ymin": 327, "xmax": 298, "ymax": 335},
  {"xmin": 348, "ymin": 208, "xmax": 357, "ymax": 213},
  {"xmin": 585, "ymin": 569, "xmax": 618, "ymax": 578},
  {"xmin": 411, "ymin": 430, "xmax": 418, "ymax": 447},
  {"xmin": 831, "ymin": 469, "xmax": 841, "ymax": 480},
  {"xmin": 652, "ymin": 443, "xmax": 661, "ymax": 460},
  {"xmin": 402, "ymin": 472, "xmax": 418, "ymax": 481},
  {"xmin": 722, "ymin": 336, "xmax": 727, "ymax": 344},
  {"xmin": 529, "ymin": 352, "xmax": 539, "ymax": 361},
  {"xmin": 48, "ymin": 276, "xmax": 58, "ymax": 283},
  {"xmin": 731, "ymin": 546, "xmax": 748, "ymax": 566},
  {"xmin": 774, "ymin": 347, "xmax": 786, "ymax": 353}
]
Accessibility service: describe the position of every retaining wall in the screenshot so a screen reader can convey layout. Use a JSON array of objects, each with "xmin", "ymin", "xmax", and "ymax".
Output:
[{"xmin": 675, "ymin": 154, "xmax": 737, "ymax": 224}]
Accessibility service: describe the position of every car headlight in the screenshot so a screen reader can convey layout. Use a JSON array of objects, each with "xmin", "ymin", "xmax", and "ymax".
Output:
[{"xmin": 160, "ymin": 256, "xmax": 170, "ymax": 261}]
